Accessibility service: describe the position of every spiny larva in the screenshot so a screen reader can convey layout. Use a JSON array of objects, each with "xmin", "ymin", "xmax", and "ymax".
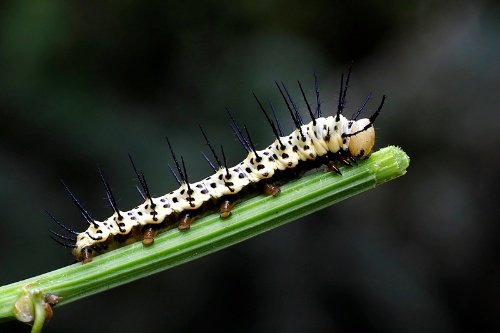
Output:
[{"xmin": 48, "ymin": 65, "xmax": 387, "ymax": 263}]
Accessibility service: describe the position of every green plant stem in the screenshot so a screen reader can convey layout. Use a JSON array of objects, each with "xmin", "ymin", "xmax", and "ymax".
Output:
[{"xmin": 0, "ymin": 146, "xmax": 409, "ymax": 326}]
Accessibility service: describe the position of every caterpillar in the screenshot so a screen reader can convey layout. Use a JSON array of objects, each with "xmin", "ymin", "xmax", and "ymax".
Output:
[{"xmin": 48, "ymin": 65, "xmax": 386, "ymax": 264}]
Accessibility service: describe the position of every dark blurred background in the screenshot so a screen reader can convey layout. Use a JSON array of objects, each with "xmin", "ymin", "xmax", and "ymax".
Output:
[{"xmin": 1, "ymin": 0, "xmax": 498, "ymax": 332}]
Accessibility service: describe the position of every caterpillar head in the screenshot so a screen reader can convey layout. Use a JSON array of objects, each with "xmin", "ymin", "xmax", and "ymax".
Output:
[{"xmin": 348, "ymin": 118, "xmax": 375, "ymax": 159}]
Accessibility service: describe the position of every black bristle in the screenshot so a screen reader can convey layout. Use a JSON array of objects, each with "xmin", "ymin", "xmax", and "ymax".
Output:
[
  {"xmin": 168, "ymin": 164, "xmax": 182, "ymax": 185},
  {"xmin": 45, "ymin": 209, "xmax": 79, "ymax": 235},
  {"xmin": 128, "ymin": 154, "xmax": 152, "ymax": 201},
  {"xmin": 60, "ymin": 180, "xmax": 98, "ymax": 228},
  {"xmin": 268, "ymin": 100, "xmax": 284, "ymax": 137},
  {"xmin": 281, "ymin": 81, "xmax": 304, "ymax": 125},
  {"xmin": 227, "ymin": 108, "xmax": 251, "ymax": 152},
  {"xmin": 243, "ymin": 125, "xmax": 261, "ymax": 161},
  {"xmin": 297, "ymin": 80, "xmax": 316, "ymax": 125},
  {"xmin": 135, "ymin": 185, "xmax": 146, "ymax": 200},
  {"xmin": 49, "ymin": 230, "xmax": 76, "ymax": 248},
  {"xmin": 369, "ymin": 95, "xmax": 386, "ymax": 124},
  {"xmin": 352, "ymin": 93, "xmax": 371, "ymax": 120},
  {"xmin": 337, "ymin": 62, "xmax": 353, "ymax": 120},
  {"xmin": 97, "ymin": 165, "xmax": 123, "ymax": 221},
  {"xmin": 275, "ymin": 81, "xmax": 306, "ymax": 140},
  {"xmin": 201, "ymin": 151, "xmax": 218, "ymax": 172},
  {"xmin": 314, "ymin": 69, "xmax": 322, "ymax": 118},
  {"xmin": 275, "ymin": 81, "xmax": 300, "ymax": 129},
  {"xmin": 220, "ymin": 145, "xmax": 230, "ymax": 176},
  {"xmin": 199, "ymin": 125, "xmax": 223, "ymax": 169},
  {"xmin": 253, "ymin": 92, "xmax": 285, "ymax": 148},
  {"xmin": 166, "ymin": 137, "xmax": 186, "ymax": 184}
]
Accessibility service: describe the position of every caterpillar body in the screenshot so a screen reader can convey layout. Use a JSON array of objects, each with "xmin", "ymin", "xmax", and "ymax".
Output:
[{"xmin": 49, "ymin": 66, "xmax": 386, "ymax": 263}]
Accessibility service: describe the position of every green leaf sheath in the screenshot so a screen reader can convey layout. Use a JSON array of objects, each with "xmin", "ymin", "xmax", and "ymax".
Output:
[{"xmin": 0, "ymin": 146, "xmax": 409, "ymax": 323}]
